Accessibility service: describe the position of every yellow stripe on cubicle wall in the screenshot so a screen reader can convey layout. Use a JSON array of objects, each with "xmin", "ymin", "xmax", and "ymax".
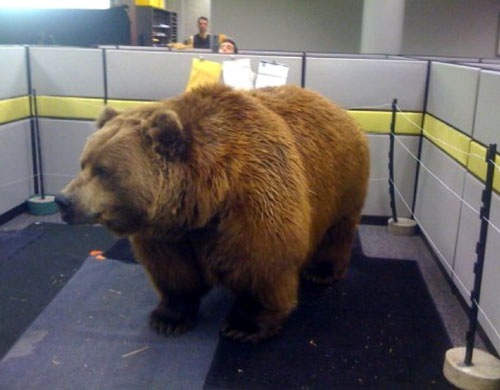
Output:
[
  {"xmin": 34, "ymin": 96, "xmax": 105, "ymax": 120},
  {"xmin": 467, "ymin": 141, "xmax": 500, "ymax": 194},
  {"xmin": 422, "ymin": 114, "xmax": 470, "ymax": 166},
  {"xmin": 0, "ymin": 96, "xmax": 30, "ymax": 124},
  {"xmin": 34, "ymin": 97, "xmax": 153, "ymax": 119},
  {"xmin": 107, "ymin": 99, "xmax": 155, "ymax": 111},
  {"xmin": 348, "ymin": 111, "xmax": 422, "ymax": 135}
]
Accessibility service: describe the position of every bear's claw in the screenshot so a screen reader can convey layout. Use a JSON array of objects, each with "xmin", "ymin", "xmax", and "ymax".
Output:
[
  {"xmin": 220, "ymin": 321, "xmax": 281, "ymax": 343},
  {"xmin": 149, "ymin": 306, "xmax": 195, "ymax": 336},
  {"xmin": 302, "ymin": 261, "xmax": 347, "ymax": 285}
]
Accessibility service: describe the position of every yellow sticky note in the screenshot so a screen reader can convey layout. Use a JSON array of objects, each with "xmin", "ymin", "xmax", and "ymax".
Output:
[{"xmin": 185, "ymin": 58, "xmax": 222, "ymax": 92}]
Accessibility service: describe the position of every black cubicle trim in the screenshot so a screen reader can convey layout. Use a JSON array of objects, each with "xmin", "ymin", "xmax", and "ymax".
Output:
[
  {"xmin": 25, "ymin": 46, "xmax": 39, "ymax": 196},
  {"xmin": 410, "ymin": 60, "xmax": 431, "ymax": 215},
  {"xmin": 102, "ymin": 48, "xmax": 108, "ymax": 105}
]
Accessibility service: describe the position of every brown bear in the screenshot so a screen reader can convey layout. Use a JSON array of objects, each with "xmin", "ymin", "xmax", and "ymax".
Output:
[{"xmin": 56, "ymin": 84, "xmax": 370, "ymax": 343}]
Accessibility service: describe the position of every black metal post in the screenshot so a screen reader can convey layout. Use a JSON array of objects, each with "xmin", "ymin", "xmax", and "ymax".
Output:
[
  {"xmin": 102, "ymin": 48, "xmax": 108, "ymax": 105},
  {"xmin": 464, "ymin": 143, "xmax": 497, "ymax": 366},
  {"xmin": 32, "ymin": 89, "xmax": 45, "ymax": 199},
  {"xmin": 411, "ymin": 60, "xmax": 432, "ymax": 215},
  {"xmin": 388, "ymin": 98, "xmax": 398, "ymax": 223},
  {"xmin": 300, "ymin": 51, "xmax": 306, "ymax": 88},
  {"xmin": 26, "ymin": 47, "xmax": 39, "ymax": 195}
]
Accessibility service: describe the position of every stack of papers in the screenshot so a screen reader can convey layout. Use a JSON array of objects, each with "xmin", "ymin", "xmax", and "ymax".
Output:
[{"xmin": 255, "ymin": 61, "xmax": 289, "ymax": 88}]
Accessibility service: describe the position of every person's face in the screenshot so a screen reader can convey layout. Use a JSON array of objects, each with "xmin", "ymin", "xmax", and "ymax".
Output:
[
  {"xmin": 198, "ymin": 19, "xmax": 208, "ymax": 34},
  {"xmin": 219, "ymin": 42, "xmax": 235, "ymax": 54}
]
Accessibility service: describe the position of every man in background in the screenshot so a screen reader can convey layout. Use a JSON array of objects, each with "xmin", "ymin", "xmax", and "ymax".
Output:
[{"xmin": 191, "ymin": 16, "xmax": 210, "ymax": 49}]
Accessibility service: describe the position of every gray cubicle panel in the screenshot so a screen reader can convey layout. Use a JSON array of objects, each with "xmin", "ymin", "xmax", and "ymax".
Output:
[
  {"xmin": 238, "ymin": 50, "xmax": 302, "ymax": 57},
  {"xmin": 426, "ymin": 62, "xmax": 480, "ymax": 136},
  {"xmin": 461, "ymin": 63, "xmax": 500, "ymax": 71},
  {"xmin": 480, "ymin": 191, "xmax": 500, "ymax": 353},
  {"xmin": 106, "ymin": 50, "xmax": 302, "ymax": 101},
  {"xmin": 386, "ymin": 55, "xmax": 415, "ymax": 61},
  {"xmin": 473, "ymin": 70, "xmax": 500, "ymax": 145},
  {"xmin": 117, "ymin": 45, "xmax": 177, "ymax": 51},
  {"xmin": 0, "ymin": 120, "xmax": 33, "ymax": 214},
  {"xmin": 306, "ymin": 53, "xmax": 387, "ymax": 59},
  {"xmin": 453, "ymin": 173, "xmax": 483, "ymax": 300},
  {"xmin": 39, "ymin": 119, "xmax": 97, "ymax": 194},
  {"xmin": 0, "ymin": 46, "xmax": 28, "ymax": 99},
  {"xmin": 305, "ymin": 58, "xmax": 427, "ymax": 110},
  {"xmin": 415, "ymin": 139, "xmax": 467, "ymax": 276},
  {"xmin": 362, "ymin": 135, "xmax": 419, "ymax": 217},
  {"xmin": 29, "ymin": 47, "xmax": 105, "ymax": 97},
  {"xmin": 412, "ymin": 55, "xmax": 480, "ymax": 63},
  {"xmin": 451, "ymin": 172, "xmax": 500, "ymax": 354}
]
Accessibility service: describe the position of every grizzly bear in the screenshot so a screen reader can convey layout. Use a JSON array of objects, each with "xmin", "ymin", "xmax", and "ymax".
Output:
[{"xmin": 56, "ymin": 84, "xmax": 370, "ymax": 343}]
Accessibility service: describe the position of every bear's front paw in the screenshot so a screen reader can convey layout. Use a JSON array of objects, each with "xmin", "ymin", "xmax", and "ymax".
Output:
[
  {"xmin": 149, "ymin": 305, "xmax": 195, "ymax": 336},
  {"xmin": 303, "ymin": 261, "xmax": 346, "ymax": 285},
  {"xmin": 220, "ymin": 312, "xmax": 282, "ymax": 343}
]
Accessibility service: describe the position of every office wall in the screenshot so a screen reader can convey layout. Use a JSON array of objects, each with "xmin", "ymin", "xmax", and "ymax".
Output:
[
  {"xmin": 211, "ymin": 0, "xmax": 363, "ymax": 52},
  {"xmin": 210, "ymin": 0, "xmax": 500, "ymax": 57},
  {"xmin": 402, "ymin": 0, "xmax": 500, "ymax": 58}
]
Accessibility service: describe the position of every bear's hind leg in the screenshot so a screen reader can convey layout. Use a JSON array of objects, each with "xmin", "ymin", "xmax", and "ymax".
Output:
[
  {"xmin": 303, "ymin": 216, "xmax": 358, "ymax": 284},
  {"xmin": 132, "ymin": 236, "xmax": 208, "ymax": 336},
  {"xmin": 221, "ymin": 270, "xmax": 299, "ymax": 343}
]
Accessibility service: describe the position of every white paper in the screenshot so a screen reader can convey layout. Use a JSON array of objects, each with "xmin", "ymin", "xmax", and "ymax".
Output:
[
  {"xmin": 222, "ymin": 58, "xmax": 256, "ymax": 90},
  {"xmin": 255, "ymin": 61, "xmax": 289, "ymax": 88}
]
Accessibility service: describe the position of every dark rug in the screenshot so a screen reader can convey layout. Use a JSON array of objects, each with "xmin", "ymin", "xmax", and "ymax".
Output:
[
  {"xmin": 0, "ymin": 229, "xmax": 43, "ymax": 261},
  {"xmin": 103, "ymin": 237, "xmax": 137, "ymax": 263},
  {"xmin": 204, "ymin": 253, "xmax": 454, "ymax": 390},
  {"xmin": 0, "ymin": 222, "xmax": 116, "ymax": 360}
]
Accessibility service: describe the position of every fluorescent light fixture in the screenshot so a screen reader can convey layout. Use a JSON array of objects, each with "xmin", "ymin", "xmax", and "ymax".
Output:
[{"xmin": 0, "ymin": 0, "xmax": 110, "ymax": 9}]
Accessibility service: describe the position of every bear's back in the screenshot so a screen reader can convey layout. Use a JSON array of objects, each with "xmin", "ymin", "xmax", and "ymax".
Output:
[{"xmin": 249, "ymin": 86, "xmax": 370, "ymax": 248}]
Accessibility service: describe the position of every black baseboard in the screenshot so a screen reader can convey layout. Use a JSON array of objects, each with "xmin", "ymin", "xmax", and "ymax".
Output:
[
  {"xmin": 361, "ymin": 215, "xmax": 389, "ymax": 226},
  {"xmin": 419, "ymin": 227, "xmax": 500, "ymax": 359},
  {"xmin": 0, "ymin": 202, "xmax": 28, "ymax": 226}
]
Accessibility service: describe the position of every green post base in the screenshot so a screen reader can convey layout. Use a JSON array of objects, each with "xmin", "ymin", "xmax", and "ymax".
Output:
[{"xmin": 27, "ymin": 195, "xmax": 59, "ymax": 215}]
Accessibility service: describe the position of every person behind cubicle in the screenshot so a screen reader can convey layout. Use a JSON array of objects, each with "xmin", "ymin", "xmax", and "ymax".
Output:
[
  {"xmin": 218, "ymin": 39, "xmax": 238, "ymax": 54},
  {"xmin": 188, "ymin": 16, "xmax": 211, "ymax": 49}
]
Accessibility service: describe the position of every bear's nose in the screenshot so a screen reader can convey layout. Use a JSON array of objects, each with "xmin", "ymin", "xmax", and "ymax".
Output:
[{"xmin": 55, "ymin": 194, "xmax": 71, "ymax": 212}]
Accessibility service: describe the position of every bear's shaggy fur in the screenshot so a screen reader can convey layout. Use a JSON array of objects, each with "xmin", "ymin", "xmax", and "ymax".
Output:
[{"xmin": 57, "ymin": 84, "xmax": 370, "ymax": 342}]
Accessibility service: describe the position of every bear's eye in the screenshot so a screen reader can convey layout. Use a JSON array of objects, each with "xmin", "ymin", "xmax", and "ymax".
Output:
[{"xmin": 93, "ymin": 166, "xmax": 110, "ymax": 178}]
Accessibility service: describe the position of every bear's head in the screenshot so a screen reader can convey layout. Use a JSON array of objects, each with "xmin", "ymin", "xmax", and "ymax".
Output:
[{"xmin": 56, "ymin": 104, "xmax": 194, "ymax": 236}]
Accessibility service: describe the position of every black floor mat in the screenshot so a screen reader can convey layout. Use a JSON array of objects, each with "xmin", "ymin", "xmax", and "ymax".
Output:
[
  {"xmin": 0, "ymin": 229, "xmax": 43, "ymax": 260},
  {"xmin": 0, "ymin": 222, "xmax": 117, "ymax": 360},
  {"xmin": 204, "ymin": 253, "xmax": 454, "ymax": 390},
  {"xmin": 103, "ymin": 237, "xmax": 137, "ymax": 263}
]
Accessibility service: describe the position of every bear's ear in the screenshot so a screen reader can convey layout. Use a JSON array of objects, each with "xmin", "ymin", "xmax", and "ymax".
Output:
[
  {"xmin": 147, "ymin": 109, "xmax": 189, "ymax": 161},
  {"xmin": 96, "ymin": 106, "xmax": 119, "ymax": 129}
]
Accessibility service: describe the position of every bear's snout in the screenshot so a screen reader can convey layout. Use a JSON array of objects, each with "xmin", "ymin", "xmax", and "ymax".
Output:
[{"xmin": 55, "ymin": 193, "xmax": 75, "ymax": 224}]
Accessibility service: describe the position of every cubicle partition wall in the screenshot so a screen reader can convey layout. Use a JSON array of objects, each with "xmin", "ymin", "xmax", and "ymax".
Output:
[
  {"xmin": 454, "ymin": 68, "xmax": 500, "ymax": 353},
  {"xmin": 413, "ymin": 61, "xmax": 500, "ymax": 352},
  {"xmin": 105, "ymin": 50, "xmax": 303, "ymax": 103},
  {"xmin": 415, "ymin": 62, "xmax": 480, "ymax": 273},
  {"xmin": 29, "ymin": 47, "xmax": 106, "ymax": 194},
  {"xmin": 305, "ymin": 56, "xmax": 427, "ymax": 217},
  {"xmin": 0, "ymin": 46, "xmax": 32, "ymax": 216},
  {"xmin": 461, "ymin": 62, "xmax": 500, "ymax": 72}
]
